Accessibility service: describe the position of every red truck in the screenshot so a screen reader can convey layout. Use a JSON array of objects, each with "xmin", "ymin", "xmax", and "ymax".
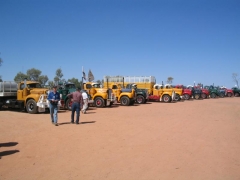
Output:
[
  {"xmin": 187, "ymin": 85, "xmax": 210, "ymax": 99},
  {"xmin": 220, "ymin": 87, "xmax": 234, "ymax": 97},
  {"xmin": 175, "ymin": 85, "xmax": 209, "ymax": 100},
  {"xmin": 174, "ymin": 85, "xmax": 192, "ymax": 100}
]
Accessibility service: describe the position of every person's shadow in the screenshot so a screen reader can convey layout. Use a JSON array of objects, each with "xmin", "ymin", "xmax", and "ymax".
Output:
[{"xmin": 0, "ymin": 142, "xmax": 19, "ymax": 159}]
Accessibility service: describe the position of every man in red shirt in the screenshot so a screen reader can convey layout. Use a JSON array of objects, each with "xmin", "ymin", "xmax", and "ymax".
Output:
[{"xmin": 67, "ymin": 87, "xmax": 83, "ymax": 124}]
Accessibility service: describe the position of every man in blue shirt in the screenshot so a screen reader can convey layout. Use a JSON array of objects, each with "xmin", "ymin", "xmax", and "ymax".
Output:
[{"xmin": 47, "ymin": 86, "xmax": 61, "ymax": 126}]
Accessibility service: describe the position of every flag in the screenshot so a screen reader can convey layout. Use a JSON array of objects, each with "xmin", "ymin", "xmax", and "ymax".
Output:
[
  {"xmin": 88, "ymin": 69, "xmax": 94, "ymax": 82},
  {"xmin": 82, "ymin": 67, "xmax": 86, "ymax": 80}
]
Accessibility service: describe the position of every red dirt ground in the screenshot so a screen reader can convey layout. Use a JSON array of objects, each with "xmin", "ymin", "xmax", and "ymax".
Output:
[{"xmin": 0, "ymin": 97, "xmax": 240, "ymax": 180}]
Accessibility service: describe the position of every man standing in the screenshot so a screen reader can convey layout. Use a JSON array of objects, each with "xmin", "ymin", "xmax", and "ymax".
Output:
[
  {"xmin": 81, "ymin": 90, "xmax": 88, "ymax": 114},
  {"xmin": 47, "ymin": 86, "xmax": 61, "ymax": 126},
  {"xmin": 67, "ymin": 87, "xmax": 83, "ymax": 124}
]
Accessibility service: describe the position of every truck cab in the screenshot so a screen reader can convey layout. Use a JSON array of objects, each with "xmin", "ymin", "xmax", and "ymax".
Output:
[
  {"xmin": 125, "ymin": 83, "xmax": 148, "ymax": 104},
  {"xmin": 220, "ymin": 86, "xmax": 233, "ymax": 97},
  {"xmin": 0, "ymin": 80, "xmax": 49, "ymax": 114},
  {"xmin": 107, "ymin": 83, "xmax": 136, "ymax": 106},
  {"xmin": 204, "ymin": 85, "xmax": 225, "ymax": 98},
  {"xmin": 83, "ymin": 82, "xmax": 115, "ymax": 108},
  {"xmin": 151, "ymin": 84, "xmax": 176, "ymax": 102},
  {"xmin": 174, "ymin": 85, "xmax": 192, "ymax": 100},
  {"xmin": 232, "ymin": 87, "xmax": 240, "ymax": 97},
  {"xmin": 164, "ymin": 84, "xmax": 183, "ymax": 101}
]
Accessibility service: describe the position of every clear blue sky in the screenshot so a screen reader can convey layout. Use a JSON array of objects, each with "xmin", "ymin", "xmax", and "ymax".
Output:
[{"xmin": 1, "ymin": 0, "xmax": 239, "ymax": 88}]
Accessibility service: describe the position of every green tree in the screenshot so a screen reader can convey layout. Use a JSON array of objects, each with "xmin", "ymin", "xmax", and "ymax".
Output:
[
  {"xmin": 14, "ymin": 72, "xmax": 28, "ymax": 82},
  {"xmin": 48, "ymin": 81, "xmax": 55, "ymax": 88},
  {"xmin": 68, "ymin": 78, "xmax": 81, "ymax": 88},
  {"xmin": 27, "ymin": 68, "xmax": 42, "ymax": 81},
  {"xmin": 166, "ymin": 77, "xmax": 174, "ymax": 84},
  {"xmin": 232, "ymin": 73, "xmax": 239, "ymax": 88},
  {"xmin": 54, "ymin": 68, "xmax": 63, "ymax": 84},
  {"xmin": 38, "ymin": 75, "xmax": 49, "ymax": 86},
  {"xmin": 14, "ymin": 68, "xmax": 49, "ymax": 84},
  {"xmin": 96, "ymin": 80, "xmax": 102, "ymax": 84}
]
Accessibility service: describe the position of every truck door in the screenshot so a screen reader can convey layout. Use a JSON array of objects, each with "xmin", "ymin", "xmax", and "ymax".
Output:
[{"xmin": 17, "ymin": 83, "xmax": 25, "ymax": 100}]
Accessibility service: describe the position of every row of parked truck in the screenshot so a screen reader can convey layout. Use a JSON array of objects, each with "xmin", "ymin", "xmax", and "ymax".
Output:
[{"xmin": 0, "ymin": 76, "xmax": 240, "ymax": 114}]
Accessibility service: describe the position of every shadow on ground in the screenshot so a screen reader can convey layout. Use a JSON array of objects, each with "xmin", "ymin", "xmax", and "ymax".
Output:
[{"xmin": 0, "ymin": 142, "xmax": 19, "ymax": 159}]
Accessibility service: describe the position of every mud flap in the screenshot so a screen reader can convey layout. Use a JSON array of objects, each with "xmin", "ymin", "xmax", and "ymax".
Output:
[
  {"xmin": 172, "ymin": 91, "xmax": 176, "ymax": 101},
  {"xmin": 106, "ymin": 100, "xmax": 111, "ymax": 106}
]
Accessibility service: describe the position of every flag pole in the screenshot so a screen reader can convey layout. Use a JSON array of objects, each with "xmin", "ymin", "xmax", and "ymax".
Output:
[{"xmin": 82, "ymin": 66, "xmax": 84, "ymax": 89}]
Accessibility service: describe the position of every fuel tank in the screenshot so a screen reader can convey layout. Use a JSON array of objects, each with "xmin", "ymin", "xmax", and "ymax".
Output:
[{"xmin": 0, "ymin": 81, "xmax": 18, "ymax": 92}]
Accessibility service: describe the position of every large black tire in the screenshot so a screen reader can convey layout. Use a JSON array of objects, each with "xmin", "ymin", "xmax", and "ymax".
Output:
[
  {"xmin": 234, "ymin": 92, "xmax": 239, "ymax": 97},
  {"xmin": 210, "ymin": 93, "xmax": 217, "ymax": 98},
  {"xmin": 66, "ymin": 99, "xmax": 72, "ymax": 110},
  {"xmin": 183, "ymin": 94, "xmax": 190, "ymax": 100},
  {"xmin": 219, "ymin": 93, "xmax": 225, "ymax": 98},
  {"xmin": 201, "ymin": 93, "xmax": 207, "ymax": 99},
  {"xmin": 26, "ymin": 99, "xmax": 38, "ymax": 114},
  {"xmin": 162, "ymin": 95, "xmax": 171, "ymax": 103},
  {"xmin": 120, "ymin": 96, "xmax": 130, "ymax": 106},
  {"xmin": 227, "ymin": 92, "xmax": 232, "ymax": 97},
  {"xmin": 94, "ymin": 97, "xmax": 105, "ymax": 108},
  {"xmin": 174, "ymin": 94, "xmax": 181, "ymax": 101},
  {"xmin": 136, "ymin": 95, "xmax": 144, "ymax": 104}
]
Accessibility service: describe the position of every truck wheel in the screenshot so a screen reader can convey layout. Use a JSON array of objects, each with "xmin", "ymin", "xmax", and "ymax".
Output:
[
  {"xmin": 183, "ymin": 94, "xmax": 190, "ymax": 100},
  {"xmin": 163, "ymin": 95, "xmax": 171, "ymax": 103},
  {"xmin": 120, "ymin": 96, "xmax": 130, "ymax": 106},
  {"xmin": 219, "ymin": 93, "xmax": 225, "ymax": 98},
  {"xmin": 234, "ymin": 92, "xmax": 239, "ymax": 97},
  {"xmin": 227, "ymin": 92, "xmax": 232, "ymax": 97},
  {"xmin": 210, "ymin": 93, "xmax": 216, "ymax": 98},
  {"xmin": 201, "ymin": 93, "xmax": 207, "ymax": 99},
  {"xmin": 26, "ymin": 99, "xmax": 38, "ymax": 114},
  {"xmin": 194, "ymin": 94, "xmax": 200, "ymax": 99},
  {"xmin": 66, "ymin": 99, "xmax": 72, "ymax": 110},
  {"xmin": 94, "ymin": 97, "xmax": 104, "ymax": 108},
  {"xmin": 136, "ymin": 95, "xmax": 144, "ymax": 104},
  {"xmin": 174, "ymin": 94, "xmax": 181, "ymax": 101}
]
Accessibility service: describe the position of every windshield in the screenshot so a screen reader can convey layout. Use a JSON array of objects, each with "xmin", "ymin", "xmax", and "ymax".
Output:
[
  {"xmin": 27, "ymin": 83, "xmax": 42, "ymax": 88},
  {"xmin": 65, "ymin": 84, "xmax": 76, "ymax": 89},
  {"xmin": 92, "ymin": 84, "xmax": 101, "ymax": 88}
]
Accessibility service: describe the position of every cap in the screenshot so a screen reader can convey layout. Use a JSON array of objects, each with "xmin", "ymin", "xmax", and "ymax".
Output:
[{"xmin": 53, "ymin": 85, "xmax": 57, "ymax": 88}]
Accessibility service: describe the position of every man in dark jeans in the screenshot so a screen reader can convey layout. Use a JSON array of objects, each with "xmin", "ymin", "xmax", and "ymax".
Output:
[
  {"xmin": 47, "ymin": 86, "xmax": 61, "ymax": 126},
  {"xmin": 67, "ymin": 87, "xmax": 83, "ymax": 124}
]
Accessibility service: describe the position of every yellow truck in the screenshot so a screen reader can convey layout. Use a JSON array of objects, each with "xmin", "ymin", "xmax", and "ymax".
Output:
[
  {"xmin": 0, "ymin": 80, "xmax": 50, "ymax": 113},
  {"xmin": 151, "ymin": 84, "xmax": 176, "ymax": 102},
  {"xmin": 103, "ymin": 76, "xmax": 175, "ymax": 103},
  {"xmin": 104, "ymin": 83, "xmax": 136, "ymax": 106},
  {"xmin": 83, "ymin": 82, "xmax": 115, "ymax": 108},
  {"xmin": 164, "ymin": 84, "xmax": 183, "ymax": 101},
  {"xmin": 104, "ymin": 76, "xmax": 149, "ymax": 104}
]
